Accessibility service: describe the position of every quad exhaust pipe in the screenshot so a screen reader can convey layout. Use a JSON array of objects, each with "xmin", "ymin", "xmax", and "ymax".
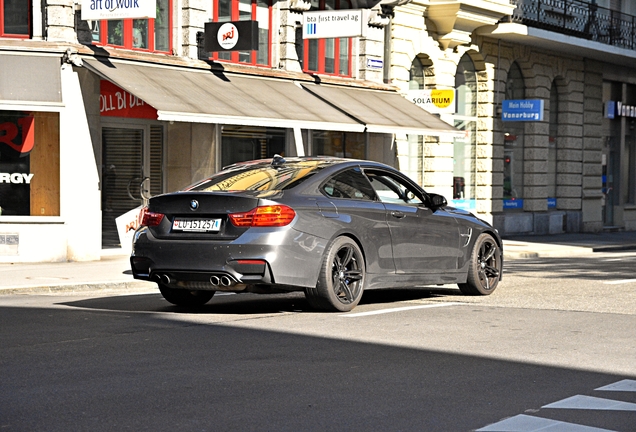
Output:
[
  {"xmin": 154, "ymin": 273, "xmax": 236, "ymax": 288},
  {"xmin": 210, "ymin": 275, "xmax": 235, "ymax": 287}
]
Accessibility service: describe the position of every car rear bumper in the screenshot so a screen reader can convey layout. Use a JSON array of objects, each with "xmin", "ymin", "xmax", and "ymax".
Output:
[{"xmin": 130, "ymin": 226, "xmax": 328, "ymax": 289}]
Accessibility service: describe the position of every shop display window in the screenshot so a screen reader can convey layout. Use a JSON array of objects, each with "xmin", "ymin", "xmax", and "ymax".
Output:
[
  {"xmin": 0, "ymin": 111, "xmax": 60, "ymax": 217},
  {"xmin": 547, "ymin": 82, "xmax": 559, "ymax": 208},
  {"xmin": 91, "ymin": 0, "xmax": 171, "ymax": 53},
  {"xmin": 1, "ymin": 0, "xmax": 30, "ymax": 37},
  {"xmin": 452, "ymin": 54, "xmax": 478, "ymax": 211},
  {"xmin": 303, "ymin": 0, "xmax": 352, "ymax": 77},
  {"xmin": 210, "ymin": 0, "xmax": 271, "ymax": 66},
  {"xmin": 221, "ymin": 126, "xmax": 284, "ymax": 167},
  {"xmin": 311, "ymin": 131, "xmax": 365, "ymax": 159},
  {"xmin": 503, "ymin": 62, "xmax": 526, "ymax": 209}
]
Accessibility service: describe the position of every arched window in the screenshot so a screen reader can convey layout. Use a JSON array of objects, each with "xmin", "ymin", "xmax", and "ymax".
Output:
[
  {"xmin": 452, "ymin": 54, "xmax": 478, "ymax": 210},
  {"xmin": 503, "ymin": 62, "xmax": 525, "ymax": 206},
  {"xmin": 404, "ymin": 57, "xmax": 431, "ymax": 185},
  {"xmin": 547, "ymin": 82, "xmax": 559, "ymax": 208}
]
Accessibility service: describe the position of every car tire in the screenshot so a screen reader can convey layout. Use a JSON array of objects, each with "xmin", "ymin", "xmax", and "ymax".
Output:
[
  {"xmin": 458, "ymin": 233, "xmax": 501, "ymax": 295},
  {"xmin": 305, "ymin": 236, "xmax": 365, "ymax": 312},
  {"xmin": 158, "ymin": 285, "xmax": 215, "ymax": 306}
]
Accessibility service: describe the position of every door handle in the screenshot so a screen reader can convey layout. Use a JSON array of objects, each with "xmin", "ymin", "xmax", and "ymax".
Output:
[{"xmin": 391, "ymin": 211, "xmax": 405, "ymax": 219}]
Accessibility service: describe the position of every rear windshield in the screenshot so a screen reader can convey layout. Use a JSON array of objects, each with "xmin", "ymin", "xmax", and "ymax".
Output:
[{"xmin": 186, "ymin": 161, "xmax": 326, "ymax": 192}]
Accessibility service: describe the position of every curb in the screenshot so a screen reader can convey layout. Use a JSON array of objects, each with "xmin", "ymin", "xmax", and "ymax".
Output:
[{"xmin": 0, "ymin": 281, "xmax": 157, "ymax": 295}]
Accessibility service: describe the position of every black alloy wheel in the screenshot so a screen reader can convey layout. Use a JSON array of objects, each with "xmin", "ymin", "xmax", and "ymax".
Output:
[
  {"xmin": 305, "ymin": 236, "xmax": 365, "ymax": 312},
  {"xmin": 459, "ymin": 233, "xmax": 501, "ymax": 295}
]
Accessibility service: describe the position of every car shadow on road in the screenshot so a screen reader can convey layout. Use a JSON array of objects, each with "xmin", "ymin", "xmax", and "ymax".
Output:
[{"xmin": 60, "ymin": 286, "xmax": 464, "ymax": 315}]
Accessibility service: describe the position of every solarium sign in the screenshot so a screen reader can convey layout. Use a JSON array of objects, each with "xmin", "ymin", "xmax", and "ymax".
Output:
[{"xmin": 81, "ymin": 0, "xmax": 156, "ymax": 20}]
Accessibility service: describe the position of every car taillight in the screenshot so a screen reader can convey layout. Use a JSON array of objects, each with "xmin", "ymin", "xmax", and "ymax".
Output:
[
  {"xmin": 229, "ymin": 205, "xmax": 296, "ymax": 227},
  {"xmin": 138, "ymin": 206, "xmax": 165, "ymax": 227}
]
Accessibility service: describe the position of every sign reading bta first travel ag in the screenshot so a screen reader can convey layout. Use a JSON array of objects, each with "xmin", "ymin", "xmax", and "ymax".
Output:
[
  {"xmin": 303, "ymin": 10, "xmax": 367, "ymax": 39},
  {"xmin": 81, "ymin": 0, "xmax": 155, "ymax": 20}
]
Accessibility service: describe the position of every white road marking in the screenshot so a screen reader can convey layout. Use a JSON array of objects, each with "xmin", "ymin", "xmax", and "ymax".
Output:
[
  {"xmin": 602, "ymin": 279, "xmax": 636, "ymax": 285},
  {"xmin": 476, "ymin": 414, "xmax": 615, "ymax": 431},
  {"xmin": 543, "ymin": 395, "xmax": 636, "ymax": 411},
  {"xmin": 596, "ymin": 379, "xmax": 636, "ymax": 392},
  {"xmin": 340, "ymin": 302, "xmax": 461, "ymax": 317}
]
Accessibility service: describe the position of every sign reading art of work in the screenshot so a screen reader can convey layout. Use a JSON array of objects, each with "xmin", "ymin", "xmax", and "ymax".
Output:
[
  {"xmin": 502, "ymin": 99, "xmax": 544, "ymax": 121},
  {"xmin": 81, "ymin": 0, "xmax": 156, "ymax": 20},
  {"xmin": 303, "ymin": 10, "xmax": 366, "ymax": 39},
  {"xmin": 204, "ymin": 21, "xmax": 259, "ymax": 52},
  {"xmin": 407, "ymin": 89, "xmax": 456, "ymax": 114}
]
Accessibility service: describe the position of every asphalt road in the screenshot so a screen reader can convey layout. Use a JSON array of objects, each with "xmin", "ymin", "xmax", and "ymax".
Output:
[{"xmin": 1, "ymin": 252, "xmax": 635, "ymax": 431}]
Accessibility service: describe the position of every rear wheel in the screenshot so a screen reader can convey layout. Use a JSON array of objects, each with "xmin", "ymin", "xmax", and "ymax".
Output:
[
  {"xmin": 158, "ymin": 285, "xmax": 215, "ymax": 306},
  {"xmin": 305, "ymin": 236, "xmax": 365, "ymax": 312},
  {"xmin": 458, "ymin": 233, "xmax": 501, "ymax": 295}
]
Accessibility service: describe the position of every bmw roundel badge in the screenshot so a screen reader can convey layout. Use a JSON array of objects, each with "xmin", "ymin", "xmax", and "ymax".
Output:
[{"xmin": 190, "ymin": 200, "xmax": 199, "ymax": 211}]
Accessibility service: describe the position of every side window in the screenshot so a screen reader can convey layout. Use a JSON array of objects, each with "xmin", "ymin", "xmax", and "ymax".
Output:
[
  {"xmin": 322, "ymin": 168, "xmax": 376, "ymax": 200},
  {"xmin": 366, "ymin": 171, "xmax": 424, "ymax": 206}
]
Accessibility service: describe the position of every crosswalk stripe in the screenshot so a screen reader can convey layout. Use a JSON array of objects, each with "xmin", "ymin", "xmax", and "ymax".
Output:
[
  {"xmin": 543, "ymin": 395, "xmax": 636, "ymax": 411},
  {"xmin": 596, "ymin": 379, "xmax": 636, "ymax": 392},
  {"xmin": 476, "ymin": 414, "xmax": 616, "ymax": 431}
]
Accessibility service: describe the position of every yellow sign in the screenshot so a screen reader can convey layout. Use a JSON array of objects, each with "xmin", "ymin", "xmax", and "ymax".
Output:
[{"xmin": 406, "ymin": 89, "xmax": 456, "ymax": 114}]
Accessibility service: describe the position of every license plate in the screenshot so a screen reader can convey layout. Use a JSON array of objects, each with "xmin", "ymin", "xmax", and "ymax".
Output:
[{"xmin": 172, "ymin": 218, "xmax": 221, "ymax": 232}]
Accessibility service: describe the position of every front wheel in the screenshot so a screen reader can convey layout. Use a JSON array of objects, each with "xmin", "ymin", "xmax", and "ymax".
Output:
[
  {"xmin": 458, "ymin": 233, "xmax": 501, "ymax": 295},
  {"xmin": 305, "ymin": 236, "xmax": 365, "ymax": 312},
  {"xmin": 158, "ymin": 285, "xmax": 215, "ymax": 307}
]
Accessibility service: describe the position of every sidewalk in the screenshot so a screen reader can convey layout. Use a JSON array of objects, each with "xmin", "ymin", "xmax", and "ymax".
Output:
[{"xmin": 1, "ymin": 231, "xmax": 635, "ymax": 295}]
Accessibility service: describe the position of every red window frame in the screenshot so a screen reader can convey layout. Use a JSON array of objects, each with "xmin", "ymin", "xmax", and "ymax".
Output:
[
  {"xmin": 0, "ymin": 0, "xmax": 31, "ymax": 38},
  {"xmin": 92, "ymin": 0, "xmax": 173, "ymax": 54},
  {"xmin": 210, "ymin": 0, "xmax": 272, "ymax": 67},
  {"xmin": 303, "ymin": 0, "xmax": 352, "ymax": 77}
]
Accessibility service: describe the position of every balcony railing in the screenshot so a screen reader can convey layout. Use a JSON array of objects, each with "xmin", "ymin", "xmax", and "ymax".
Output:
[{"xmin": 508, "ymin": 0, "xmax": 636, "ymax": 50}]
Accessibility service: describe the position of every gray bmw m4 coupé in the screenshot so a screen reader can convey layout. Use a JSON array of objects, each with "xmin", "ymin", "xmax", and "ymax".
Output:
[{"xmin": 130, "ymin": 156, "xmax": 502, "ymax": 311}]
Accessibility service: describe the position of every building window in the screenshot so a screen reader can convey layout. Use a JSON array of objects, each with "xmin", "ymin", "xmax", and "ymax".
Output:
[
  {"xmin": 221, "ymin": 126, "xmax": 284, "ymax": 166},
  {"xmin": 547, "ymin": 82, "xmax": 559, "ymax": 208},
  {"xmin": 91, "ymin": 0, "xmax": 172, "ymax": 53},
  {"xmin": 453, "ymin": 54, "xmax": 477, "ymax": 211},
  {"xmin": 0, "ymin": 111, "xmax": 60, "ymax": 217},
  {"xmin": 312, "ymin": 131, "xmax": 365, "ymax": 159},
  {"xmin": 503, "ymin": 62, "xmax": 525, "ymax": 207},
  {"xmin": 1, "ymin": 0, "xmax": 30, "ymax": 37},
  {"xmin": 303, "ymin": 0, "xmax": 352, "ymax": 77},
  {"xmin": 210, "ymin": 0, "xmax": 271, "ymax": 66}
]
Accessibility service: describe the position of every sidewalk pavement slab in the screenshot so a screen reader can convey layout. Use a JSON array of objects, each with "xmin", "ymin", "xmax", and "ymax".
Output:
[{"xmin": 1, "ymin": 231, "xmax": 635, "ymax": 294}]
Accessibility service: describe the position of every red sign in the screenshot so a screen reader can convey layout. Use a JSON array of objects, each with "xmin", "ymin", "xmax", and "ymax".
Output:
[
  {"xmin": 0, "ymin": 115, "xmax": 34, "ymax": 158},
  {"xmin": 99, "ymin": 81, "xmax": 157, "ymax": 119}
]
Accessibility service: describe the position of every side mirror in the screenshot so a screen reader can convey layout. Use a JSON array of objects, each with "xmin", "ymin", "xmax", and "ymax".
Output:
[{"xmin": 429, "ymin": 193, "xmax": 447, "ymax": 209}]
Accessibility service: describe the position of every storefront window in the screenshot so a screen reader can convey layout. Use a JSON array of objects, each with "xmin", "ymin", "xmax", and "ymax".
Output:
[
  {"xmin": 221, "ymin": 126, "xmax": 285, "ymax": 167},
  {"xmin": 503, "ymin": 62, "xmax": 526, "ymax": 208},
  {"xmin": 91, "ymin": 0, "xmax": 172, "ymax": 53},
  {"xmin": 303, "ymin": 0, "xmax": 352, "ymax": 77},
  {"xmin": 453, "ymin": 54, "xmax": 477, "ymax": 211},
  {"xmin": 547, "ymin": 82, "xmax": 559, "ymax": 208},
  {"xmin": 1, "ymin": 0, "xmax": 29, "ymax": 37},
  {"xmin": 210, "ymin": 0, "xmax": 271, "ymax": 66},
  {"xmin": 0, "ymin": 111, "xmax": 60, "ymax": 217},
  {"xmin": 312, "ymin": 131, "xmax": 365, "ymax": 159}
]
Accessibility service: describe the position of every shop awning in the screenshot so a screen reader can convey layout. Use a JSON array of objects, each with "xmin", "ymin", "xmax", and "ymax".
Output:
[
  {"xmin": 83, "ymin": 58, "xmax": 364, "ymax": 132},
  {"xmin": 0, "ymin": 54, "xmax": 63, "ymax": 111},
  {"xmin": 301, "ymin": 83, "xmax": 459, "ymax": 136},
  {"xmin": 83, "ymin": 57, "xmax": 458, "ymax": 136}
]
